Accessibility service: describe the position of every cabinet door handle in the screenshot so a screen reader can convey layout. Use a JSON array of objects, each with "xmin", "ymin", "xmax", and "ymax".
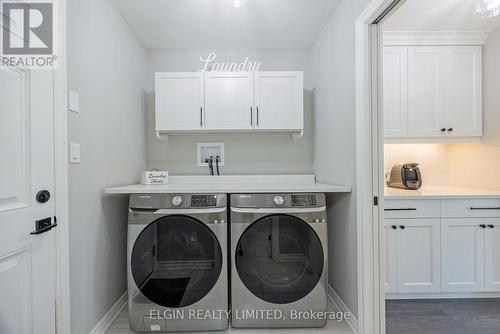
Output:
[
  {"xmin": 480, "ymin": 224, "xmax": 487, "ymax": 229},
  {"xmin": 399, "ymin": 225, "xmax": 405, "ymax": 230},
  {"xmin": 447, "ymin": 128, "xmax": 453, "ymax": 132},
  {"xmin": 257, "ymin": 106, "xmax": 259, "ymax": 126},
  {"xmin": 441, "ymin": 128, "xmax": 446, "ymax": 132},
  {"xmin": 200, "ymin": 107, "xmax": 203, "ymax": 126},
  {"xmin": 250, "ymin": 107, "xmax": 253, "ymax": 126},
  {"xmin": 384, "ymin": 208, "xmax": 417, "ymax": 211},
  {"xmin": 488, "ymin": 224, "xmax": 495, "ymax": 229},
  {"xmin": 470, "ymin": 207, "xmax": 500, "ymax": 210},
  {"xmin": 391, "ymin": 225, "xmax": 397, "ymax": 230}
]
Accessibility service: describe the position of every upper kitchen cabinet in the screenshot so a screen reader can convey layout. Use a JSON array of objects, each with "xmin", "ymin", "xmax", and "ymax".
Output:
[
  {"xmin": 204, "ymin": 72, "xmax": 254, "ymax": 131},
  {"xmin": 154, "ymin": 71, "xmax": 304, "ymax": 139},
  {"xmin": 254, "ymin": 72, "xmax": 303, "ymax": 131},
  {"xmin": 155, "ymin": 72, "xmax": 205, "ymax": 131},
  {"xmin": 383, "ymin": 45, "xmax": 482, "ymax": 140}
]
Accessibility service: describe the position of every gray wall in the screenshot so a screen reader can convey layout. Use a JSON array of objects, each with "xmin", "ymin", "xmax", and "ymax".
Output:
[
  {"xmin": 146, "ymin": 49, "xmax": 314, "ymax": 175},
  {"xmin": 67, "ymin": 0, "xmax": 147, "ymax": 333},
  {"xmin": 310, "ymin": 0, "xmax": 372, "ymax": 318}
]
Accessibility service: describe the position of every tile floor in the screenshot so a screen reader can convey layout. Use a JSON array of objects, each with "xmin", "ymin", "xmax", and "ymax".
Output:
[
  {"xmin": 106, "ymin": 301, "xmax": 354, "ymax": 334},
  {"xmin": 386, "ymin": 298, "xmax": 500, "ymax": 334}
]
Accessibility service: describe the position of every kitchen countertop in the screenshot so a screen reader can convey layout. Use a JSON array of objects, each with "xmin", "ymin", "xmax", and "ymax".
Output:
[
  {"xmin": 385, "ymin": 186, "xmax": 500, "ymax": 200},
  {"xmin": 104, "ymin": 175, "xmax": 351, "ymax": 194}
]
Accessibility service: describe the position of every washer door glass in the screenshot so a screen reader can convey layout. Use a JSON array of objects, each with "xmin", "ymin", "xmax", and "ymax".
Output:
[
  {"xmin": 131, "ymin": 215, "xmax": 222, "ymax": 308},
  {"xmin": 236, "ymin": 214, "xmax": 324, "ymax": 304}
]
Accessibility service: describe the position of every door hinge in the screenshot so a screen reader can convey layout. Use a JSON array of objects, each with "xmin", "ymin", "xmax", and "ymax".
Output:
[{"xmin": 374, "ymin": 196, "xmax": 379, "ymax": 206}]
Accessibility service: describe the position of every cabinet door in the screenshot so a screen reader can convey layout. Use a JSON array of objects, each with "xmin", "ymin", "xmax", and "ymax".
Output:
[
  {"xmin": 443, "ymin": 46, "xmax": 482, "ymax": 137},
  {"xmin": 383, "ymin": 47, "xmax": 408, "ymax": 137},
  {"xmin": 407, "ymin": 47, "xmax": 444, "ymax": 137},
  {"xmin": 205, "ymin": 72, "xmax": 253, "ymax": 130},
  {"xmin": 485, "ymin": 218, "xmax": 500, "ymax": 291},
  {"xmin": 384, "ymin": 219, "xmax": 398, "ymax": 293},
  {"xmin": 155, "ymin": 72, "xmax": 204, "ymax": 131},
  {"xmin": 254, "ymin": 71, "xmax": 303, "ymax": 130},
  {"xmin": 396, "ymin": 219, "xmax": 441, "ymax": 293},
  {"xmin": 441, "ymin": 218, "xmax": 485, "ymax": 292}
]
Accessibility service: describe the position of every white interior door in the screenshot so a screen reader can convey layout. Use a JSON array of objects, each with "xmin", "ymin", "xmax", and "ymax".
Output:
[
  {"xmin": 254, "ymin": 71, "xmax": 303, "ymax": 130},
  {"xmin": 204, "ymin": 72, "xmax": 254, "ymax": 130},
  {"xmin": 396, "ymin": 219, "xmax": 441, "ymax": 293},
  {"xmin": 383, "ymin": 46, "xmax": 408, "ymax": 137},
  {"xmin": 485, "ymin": 218, "xmax": 500, "ymax": 291},
  {"xmin": 441, "ymin": 218, "xmax": 485, "ymax": 292},
  {"xmin": 407, "ymin": 46, "xmax": 444, "ymax": 137},
  {"xmin": 0, "ymin": 69, "xmax": 56, "ymax": 334},
  {"xmin": 383, "ymin": 219, "xmax": 398, "ymax": 293},
  {"xmin": 155, "ymin": 72, "xmax": 205, "ymax": 131},
  {"xmin": 443, "ymin": 46, "xmax": 482, "ymax": 137}
]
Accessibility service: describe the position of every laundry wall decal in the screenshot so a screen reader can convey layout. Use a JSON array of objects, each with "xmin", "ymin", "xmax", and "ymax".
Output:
[{"xmin": 200, "ymin": 52, "xmax": 262, "ymax": 72}]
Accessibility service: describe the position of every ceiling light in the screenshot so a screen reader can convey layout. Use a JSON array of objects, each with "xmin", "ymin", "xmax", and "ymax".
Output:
[
  {"xmin": 227, "ymin": 0, "xmax": 248, "ymax": 8},
  {"xmin": 476, "ymin": 0, "xmax": 500, "ymax": 18}
]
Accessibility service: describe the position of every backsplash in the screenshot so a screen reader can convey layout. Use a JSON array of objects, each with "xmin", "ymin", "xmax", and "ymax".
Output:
[{"xmin": 384, "ymin": 144, "xmax": 451, "ymax": 187}]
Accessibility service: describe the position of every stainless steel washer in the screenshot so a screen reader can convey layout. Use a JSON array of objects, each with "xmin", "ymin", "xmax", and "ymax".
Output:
[
  {"xmin": 230, "ymin": 193, "xmax": 328, "ymax": 328},
  {"xmin": 127, "ymin": 194, "xmax": 228, "ymax": 332}
]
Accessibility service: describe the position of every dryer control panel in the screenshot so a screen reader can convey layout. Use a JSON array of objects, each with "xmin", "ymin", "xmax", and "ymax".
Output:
[
  {"xmin": 231, "ymin": 193, "xmax": 325, "ymax": 209},
  {"xmin": 129, "ymin": 193, "xmax": 226, "ymax": 209}
]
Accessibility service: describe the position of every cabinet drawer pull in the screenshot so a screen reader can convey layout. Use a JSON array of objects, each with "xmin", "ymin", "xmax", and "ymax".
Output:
[
  {"xmin": 384, "ymin": 208, "xmax": 417, "ymax": 211},
  {"xmin": 257, "ymin": 106, "xmax": 259, "ymax": 126},
  {"xmin": 480, "ymin": 224, "xmax": 487, "ymax": 229},
  {"xmin": 250, "ymin": 107, "xmax": 253, "ymax": 125},
  {"xmin": 470, "ymin": 207, "xmax": 500, "ymax": 210},
  {"xmin": 200, "ymin": 107, "xmax": 203, "ymax": 126}
]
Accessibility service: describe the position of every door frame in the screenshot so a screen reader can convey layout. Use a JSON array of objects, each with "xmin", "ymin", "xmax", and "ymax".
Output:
[
  {"xmin": 355, "ymin": 1, "xmax": 403, "ymax": 333},
  {"xmin": 53, "ymin": 0, "xmax": 71, "ymax": 332}
]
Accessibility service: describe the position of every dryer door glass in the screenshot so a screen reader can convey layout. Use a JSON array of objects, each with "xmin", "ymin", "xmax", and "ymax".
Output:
[
  {"xmin": 236, "ymin": 214, "xmax": 324, "ymax": 304},
  {"xmin": 131, "ymin": 215, "xmax": 223, "ymax": 308}
]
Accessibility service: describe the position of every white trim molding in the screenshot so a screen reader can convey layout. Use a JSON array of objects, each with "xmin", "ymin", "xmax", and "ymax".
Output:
[
  {"xmin": 328, "ymin": 285, "xmax": 359, "ymax": 334},
  {"xmin": 89, "ymin": 292, "xmax": 127, "ymax": 334},
  {"xmin": 384, "ymin": 31, "xmax": 490, "ymax": 46}
]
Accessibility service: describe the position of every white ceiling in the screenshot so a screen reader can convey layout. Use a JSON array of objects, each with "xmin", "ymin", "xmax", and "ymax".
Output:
[
  {"xmin": 110, "ymin": 0, "xmax": 341, "ymax": 50},
  {"xmin": 384, "ymin": 0, "xmax": 500, "ymax": 32}
]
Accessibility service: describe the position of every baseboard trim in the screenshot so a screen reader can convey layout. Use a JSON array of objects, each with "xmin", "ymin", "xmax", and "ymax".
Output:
[
  {"xmin": 89, "ymin": 291, "xmax": 127, "ymax": 334},
  {"xmin": 327, "ymin": 285, "xmax": 358, "ymax": 334}
]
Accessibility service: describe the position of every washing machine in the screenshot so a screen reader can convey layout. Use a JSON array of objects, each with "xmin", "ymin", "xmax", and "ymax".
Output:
[
  {"xmin": 230, "ymin": 193, "xmax": 328, "ymax": 328},
  {"xmin": 127, "ymin": 193, "xmax": 228, "ymax": 332}
]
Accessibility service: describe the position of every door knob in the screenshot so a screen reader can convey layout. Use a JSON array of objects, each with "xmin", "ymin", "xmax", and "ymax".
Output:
[{"xmin": 36, "ymin": 190, "xmax": 51, "ymax": 203}]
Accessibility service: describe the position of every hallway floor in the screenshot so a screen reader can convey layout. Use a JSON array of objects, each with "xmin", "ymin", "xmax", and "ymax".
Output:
[
  {"xmin": 386, "ymin": 298, "xmax": 500, "ymax": 334},
  {"xmin": 106, "ymin": 300, "xmax": 354, "ymax": 334}
]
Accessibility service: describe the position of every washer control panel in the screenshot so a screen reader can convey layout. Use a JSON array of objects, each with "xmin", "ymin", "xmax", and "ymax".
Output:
[
  {"xmin": 129, "ymin": 194, "xmax": 226, "ymax": 210},
  {"xmin": 231, "ymin": 193, "xmax": 325, "ymax": 209},
  {"xmin": 191, "ymin": 195, "xmax": 218, "ymax": 207}
]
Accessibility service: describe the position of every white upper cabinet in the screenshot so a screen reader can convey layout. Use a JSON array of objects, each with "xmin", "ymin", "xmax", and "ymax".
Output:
[
  {"xmin": 204, "ymin": 72, "xmax": 254, "ymax": 130},
  {"xmin": 407, "ymin": 46, "xmax": 444, "ymax": 137},
  {"xmin": 383, "ymin": 45, "xmax": 482, "ymax": 139},
  {"xmin": 443, "ymin": 46, "xmax": 482, "ymax": 137},
  {"xmin": 383, "ymin": 47, "xmax": 408, "ymax": 137},
  {"xmin": 155, "ymin": 71, "xmax": 304, "ymax": 136},
  {"xmin": 155, "ymin": 72, "xmax": 204, "ymax": 131},
  {"xmin": 254, "ymin": 72, "xmax": 303, "ymax": 130}
]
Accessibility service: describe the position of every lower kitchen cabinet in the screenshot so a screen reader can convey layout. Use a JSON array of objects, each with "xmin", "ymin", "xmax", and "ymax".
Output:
[
  {"xmin": 485, "ymin": 218, "xmax": 500, "ymax": 291},
  {"xmin": 384, "ymin": 218, "xmax": 441, "ymax": 294},
  {"xmin": 441, "ymin": 218, "xmax": 485, "ymax": 292}
]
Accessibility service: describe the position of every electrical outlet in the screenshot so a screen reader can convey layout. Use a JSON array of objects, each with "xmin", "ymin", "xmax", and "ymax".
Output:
[{"xmin": 197, "ymin": 143, "xmax": 224, "ymax": 167}]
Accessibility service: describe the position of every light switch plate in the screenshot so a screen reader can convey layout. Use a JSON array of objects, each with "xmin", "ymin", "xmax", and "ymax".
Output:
[
  {"xmin": 69, "ymin": 142, "xmax": 80, "ymax": 163},
  {"xmin": 68, "ymin": 90, "xmax": 80, "ymax": 113}
]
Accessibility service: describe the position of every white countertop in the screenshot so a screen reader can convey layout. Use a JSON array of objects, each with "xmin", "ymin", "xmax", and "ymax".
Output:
[
  {"xmin": 104, "ymin": 175, "xmax": 351, "ymax": 194},
  {"xmin": 385, "ymin": 186, "xmax": 500, "ymax": 200}
]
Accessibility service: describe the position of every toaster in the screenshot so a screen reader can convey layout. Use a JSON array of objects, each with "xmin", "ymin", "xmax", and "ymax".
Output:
[{"xmin": 387, "ymin": 163, "xmax": 422, "ymax": 190}]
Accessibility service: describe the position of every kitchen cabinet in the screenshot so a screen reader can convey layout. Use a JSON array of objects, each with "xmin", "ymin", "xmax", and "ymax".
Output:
[
  {"xmin": 254, "ymin": 72, "xmax": 303, "ymax": 130},
  {"xmin": 383, "ymin": 46, "xmax": 482, "ymax": 139},
  {"xmin": 485, "ymin": 218, "xmax": 500, "ymax": 291},
  {"xmin": 383, "ymin": 218, "xmax": 440, "ymax": 294},
  {"xmin": 155, "ymin": 72, "xmax": 204, "ymax": 131},
  {"xmin": 204, "ymin": 72, "xmax": 254, "ymax": 130},
  {"xmin": 383, "ymin": 47, "xmax": 408, "ymax": 137},
  {"xmin": 155, "ymin": 71, "xmax": 304, "ymax": 137},
  {"xmin": 441, "ymin": 218, "xmax": 485, "ymax": 292}
]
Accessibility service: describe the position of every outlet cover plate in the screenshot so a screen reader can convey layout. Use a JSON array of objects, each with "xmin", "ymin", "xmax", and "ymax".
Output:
[{"xmin": 197, "ymin": 143, "xmax": 224, "ymax": 167}]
